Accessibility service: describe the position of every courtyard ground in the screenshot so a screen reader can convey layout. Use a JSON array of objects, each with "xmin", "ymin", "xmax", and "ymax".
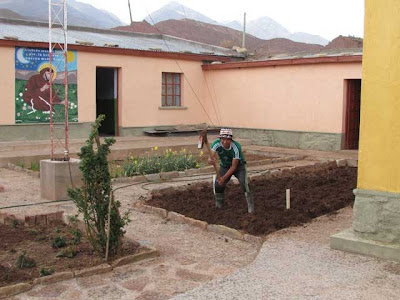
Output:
[{"xmin": 1, "ymin": 136, "xmax": 399, "ymax": 299}]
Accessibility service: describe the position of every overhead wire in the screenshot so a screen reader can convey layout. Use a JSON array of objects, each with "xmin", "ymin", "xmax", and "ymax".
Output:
[
  {"xmin": 178, "ymin": 3, "xmax": 223, "ymax": 126},
  {"xmin": 143, "ymin": 7, "xmax": 225, "ymax": 128}
]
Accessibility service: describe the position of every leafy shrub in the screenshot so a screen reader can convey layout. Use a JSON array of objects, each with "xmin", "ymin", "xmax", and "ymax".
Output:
[
  {"xmin": 16, "ymin": 252, "xmax": 36, "ymax": 269},
  {"xmin": 55, "ymin": 246, "xmax": 77, "ymax": 258},
  {"xmin": 51, "ymin": 236, "xmax": 67, "ymax": 248},
  {"xmin": 122, "ymin": 148, "xmax": 203, "ymax": 177},
  {"xmin": 40, "ymin": 267, "xmax": 54, "ymax": 277},
  {"xmin": 50, "ymin": 227, "xmax": 67, "ymax": 248},
  {"xmin": 71, "ymin": 228, "xmax": 82, "ymax": 245},
  {"xmin": 30, "ymin": 161, "xmax": 40, "ymax": 171},
  {"xmin": 68, "ymin": 115, "xmax": 129, "ymax": 258}
]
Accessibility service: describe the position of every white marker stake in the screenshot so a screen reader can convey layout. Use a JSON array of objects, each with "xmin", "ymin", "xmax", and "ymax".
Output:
[{"xmin": 286, "ymin": 189, "xmax": 290, "ymax": 209}]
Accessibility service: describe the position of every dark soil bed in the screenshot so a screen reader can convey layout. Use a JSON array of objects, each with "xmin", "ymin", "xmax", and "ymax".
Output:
[
  {"xmin": 0, "ymin": 221, "xmax": 139, "ymax": 287},
  {"xmin": 148, "ymin": 166, "xmax": 357, "ymax": 236}
]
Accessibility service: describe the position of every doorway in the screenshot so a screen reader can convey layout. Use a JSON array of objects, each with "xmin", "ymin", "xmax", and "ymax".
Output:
[
  {"xmin": 96, "ymin": 67, "xmax": 118, "ymax": 136},
  {"xmin": 344, "ymin": 79, "xmax": 361, "ymax": 149}
]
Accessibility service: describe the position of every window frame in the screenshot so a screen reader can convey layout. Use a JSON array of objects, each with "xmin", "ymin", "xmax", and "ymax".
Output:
[{"xmin": 161, "ymin": 72, "xmax": 182, "ymax": 107}]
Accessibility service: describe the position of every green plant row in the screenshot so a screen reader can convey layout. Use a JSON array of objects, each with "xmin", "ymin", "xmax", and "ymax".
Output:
[{"xmin": 111, "ymin": 148, "xmax": 205, "ymax": 178}]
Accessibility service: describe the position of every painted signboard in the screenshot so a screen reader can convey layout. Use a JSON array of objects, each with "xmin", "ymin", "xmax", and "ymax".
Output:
[{"xmin": 15, "ymin": 47, "xmax": 78, "ymax": 123}]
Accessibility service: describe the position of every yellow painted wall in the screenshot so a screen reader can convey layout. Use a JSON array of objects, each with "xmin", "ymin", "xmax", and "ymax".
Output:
[{"xmin": 358, "ymin": 0, "xmax": 400, "ymax": 192}]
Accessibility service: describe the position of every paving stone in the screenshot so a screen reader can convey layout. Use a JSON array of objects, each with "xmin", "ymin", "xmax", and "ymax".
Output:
[
  {"xmin": 76, "ymin": 274, "xmax": 109, "ymax": 289},
  {"xmin": 0, "ymin": 213, "xmax": 6, "ymax": 225},
  {"xmin": 151, "ymin": 263, "xmax": 171, "ymax": 276},
  {"xmin": 151, "ymin": 206, "xmax": 168, "ymax": 218},
  {"xmin": 0, "ymin": 283, "xmax": 32, "ymax": 299},
  {"xmin": 336, "ymin": 159, "xmax": 347, "ymax": 167},
  {"xmin": 27, "ymin": 283, "xmax": 68, "ymax": 297},
  {"xmin": 35, "ymin": 214, "xmax": 47, "ymax": 225},
  {"xmin": 46, "ymin": 211, "xmax": 64, "ymax": 225},
  {"xmin": 120, "ymin": 275, "xmax": 149, "ymax": 292},
  {"xmin": 111, "ymin": 248, "xmax": 160, "ymax": 268},
  {"xmin": 167, "ymin": 211, "xmax": 186, "ymax": 223},
  {"xmin": 64, "ymin": 289, "xmax": 83, "ymax": 300},
  {"xmin": 346, "ymin": 159, "xmax": 358, "ymax": 167},
  {"xmin": 145, "ymin": 173, "xmax": 160, "ymax": 182},
  {"xmin": 160, "ymin": 171, "xmax": 179, "ymax": 180},
  {"xmin": 111, "ymin": 266, "xmax": 146, "ymax": 281},
  {"xmin": 74, "ymin": 263, "xmax": 112, "ymax": 278},
  {"xmin": 135, "ymin": 291, "xmax": 169, "ymax": 300},
  {"xmin": 4, "ymin": 216, "xmax": 17, "ymax": 226},
  {"xmin": 175, "ymin": 268, "xmax": 213, "ymax": 282},
  {"xmin": 33, "ymin": 271, "xmax": 74, "ymax": 285},
  {"xmin": 86, "ymin": 285, "xmax": 128, "ymax": 300},
  {"xmin": 243, "ymin": 234, "xmax": 264, "ymax": 245},
  {"xmin": 207, "ymin": 224, "xmax": 244, "ymax": 240},
  {"xmin": 183, "ymin": 216, "xmax": 207, "ymax": 230},
  {"xmin": 24, "ymin": 215, "xmax": 36, "ymax": 227}
]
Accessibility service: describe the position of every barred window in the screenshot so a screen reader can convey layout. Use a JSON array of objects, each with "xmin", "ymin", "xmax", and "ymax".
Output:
[{"xmin": 162, "ymin": 72, "xmax": 181, "ymax": 106}]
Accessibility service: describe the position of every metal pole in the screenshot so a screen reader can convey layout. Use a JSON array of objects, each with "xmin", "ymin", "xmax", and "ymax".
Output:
[
  {"xmin": 64, "ymin": 0, "xmax": 69, "ymax": 160},
  {"xmin": 49, "ymin": 0, "xmax": 54, "ymax": 160},
  {"xmin": 128, "ymin": 0, "xmax": 133, "ymax": 25}
]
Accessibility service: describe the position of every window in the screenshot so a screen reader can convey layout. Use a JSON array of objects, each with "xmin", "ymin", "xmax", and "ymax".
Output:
[{"xmin": 162, "ymin": 72, "xmax": 181, "ymax": 107}]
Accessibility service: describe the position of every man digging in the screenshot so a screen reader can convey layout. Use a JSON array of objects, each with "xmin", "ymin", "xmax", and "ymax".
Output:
[{"xmin": 208, "ymin": 128, "xmax": 255, "ymax": 213}]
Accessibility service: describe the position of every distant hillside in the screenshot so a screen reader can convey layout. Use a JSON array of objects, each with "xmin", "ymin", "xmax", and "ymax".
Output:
[
  {"xmin": 325, "ymin": 35, "xmax": 363, "ymax": 50},
  {"xmin": 0, "ymin": 8, "xmax": 25, "ymax": 19},
  {"xmin": 0, "ymin": 0, "xmax": 125, "ymax": 28},
  {"xmin": 115, "ymin": 19, "xmax": 323, "ymax": 57}
]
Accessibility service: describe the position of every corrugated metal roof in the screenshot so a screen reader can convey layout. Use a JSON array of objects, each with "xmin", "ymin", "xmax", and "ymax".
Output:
[
  {"xmin": 0, "ymin": 18, "xmax": 242, "ymax": 58},
  {"xmin": 249, "ymin": 48, "xmax": 363, "ymax": 62}
]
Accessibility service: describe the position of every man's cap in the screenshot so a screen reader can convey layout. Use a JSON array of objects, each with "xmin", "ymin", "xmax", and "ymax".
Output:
[{"xmin": 219, "ymin": 128, "xmax": 233, "ymax": 139}]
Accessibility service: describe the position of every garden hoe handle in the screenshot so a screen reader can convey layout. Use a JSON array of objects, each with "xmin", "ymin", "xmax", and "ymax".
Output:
[{"xmin": 198, "ymin": 129, "xmax": 220, "ymax": 180}]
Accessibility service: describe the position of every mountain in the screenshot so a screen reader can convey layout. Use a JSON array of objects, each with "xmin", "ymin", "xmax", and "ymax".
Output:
[
  {"xmin": 145, "ymin": 1, "xmax": 216, "ymax": 25},
  {"xmin": 220, "ymin": 20, "xmax": 242, "ymax": 31},
  {"xmin": 246, "ymin": 16, "xmax": 291, "ymax": 40},
  {"xmin": 116, "ymin": 19, "xmax": 323, "ymax": 57},
  {"xmin": 146, "ymin": 2, "xmax": 329, "ymax": 46},
  {"xmin": 289, "ymin": 32, "xmax": 329, "ymax": 46},
  {"xmin": 0, "ymin": 0, "xmax": 125, "ymax": 28}
]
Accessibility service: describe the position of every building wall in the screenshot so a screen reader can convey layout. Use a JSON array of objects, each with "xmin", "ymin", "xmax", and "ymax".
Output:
[
  {"xmin": 0, "ymin": 47, "xmax": 15, "ymax": 125},
  {"xmin": 203, "ymin": 62, "xmax": 362, "ymax": 134},
  {"xmin": 358, "ymin": 0, "xmax": 400, "ymax": 193},
  {"xmin": 77, "ymin": 51, "xmax": 215, "ymax": 128},
  {"xmin": 0, "ymin": 44, "xmax": 362, "ymax": 149}
]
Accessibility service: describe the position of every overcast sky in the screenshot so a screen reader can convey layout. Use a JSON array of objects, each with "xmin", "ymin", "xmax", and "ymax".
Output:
[{"xmin": 78, "ymin": 0, "xmax": 364, "ymax": 41}]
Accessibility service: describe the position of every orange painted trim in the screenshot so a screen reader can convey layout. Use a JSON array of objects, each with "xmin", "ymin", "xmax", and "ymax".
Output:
[
  {"xmin": 202, "ymin": 55, "xmax": 363, "ymax": 70},
  {"xmin": 0, "ymin": 39, "xmax": 234, "ymax": 62}
]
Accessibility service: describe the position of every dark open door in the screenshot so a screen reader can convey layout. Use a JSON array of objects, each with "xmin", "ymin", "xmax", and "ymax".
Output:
[
  {"xmin": 344, "ymin": 79, "xmax": 361, "ymax": 149},
  {"xmin": 96, "ymin": 67, "xmax": 118, "ymax": 136}
]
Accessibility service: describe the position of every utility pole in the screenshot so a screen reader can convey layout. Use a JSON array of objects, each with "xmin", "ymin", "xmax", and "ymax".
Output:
[
  {"xmin": 242, "ymin": 12, "xmax": 246, "ymax": 49},
  {"xmin": 128, "ymin": 0, "xmax": 133, "ymax": 25},
  {"xmin": 48, "ymin": 0, "xmax": 69, "ymax": 161}
]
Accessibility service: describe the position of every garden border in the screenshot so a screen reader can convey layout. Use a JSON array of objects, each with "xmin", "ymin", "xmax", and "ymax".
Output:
[
  {"xmin": 132, "ymin": 158, "xmax": 356, "ymax": 245},
  {"xmin": 0, "ymin": 211, "xmax": 160, "ymax": 299}
]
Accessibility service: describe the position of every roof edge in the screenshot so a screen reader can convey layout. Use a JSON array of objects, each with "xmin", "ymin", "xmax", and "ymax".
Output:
[
  {"xmin": 202, "ymin": 55, "xmax": 362, "ymax": 70},
  {"xmin": 0, "ymin": 39, "xmax": 234, "ymax": 62}
]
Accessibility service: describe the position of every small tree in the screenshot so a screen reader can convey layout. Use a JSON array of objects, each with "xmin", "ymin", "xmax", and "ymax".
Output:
[{"xmin": 68, "ymin": 115, "xmax": 129, "ymax": 257}]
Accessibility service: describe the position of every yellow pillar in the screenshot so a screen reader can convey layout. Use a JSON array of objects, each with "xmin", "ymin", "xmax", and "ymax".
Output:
[
  {"xmin": 358, "ymin": 0, "xmax": 400, "ymax": 192},
  {"xmin": 331, "ymin": 0, "xmax": 400, "ymax": 261}
]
